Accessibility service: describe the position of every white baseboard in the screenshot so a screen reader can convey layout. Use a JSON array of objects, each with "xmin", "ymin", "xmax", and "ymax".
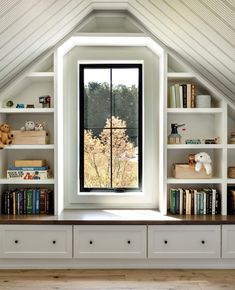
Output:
[{"xmin": 1, "ymin": 258, "xmax": 235, "ymax": 269}]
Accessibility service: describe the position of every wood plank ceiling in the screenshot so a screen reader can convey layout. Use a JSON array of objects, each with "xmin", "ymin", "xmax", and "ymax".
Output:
[{"xmin": 0, "ymin": 0, "xmax": 234, "ymax": 102}]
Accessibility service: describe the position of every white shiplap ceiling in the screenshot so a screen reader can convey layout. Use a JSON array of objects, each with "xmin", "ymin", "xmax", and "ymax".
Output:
[{"xmin": 0, "ymin": 0, "xmax": 234, "ymax": 102}]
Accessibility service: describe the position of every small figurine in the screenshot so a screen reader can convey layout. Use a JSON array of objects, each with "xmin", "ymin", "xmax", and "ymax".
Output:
[
  {"xmin": 39, "ymin": 95, "xmax": 51, "ymax": 108},
  {"xmin": 6, "ymin": 100, "xmax": 14, "ymax": 107},
  {"xmin": 16, "ymin": 104, "xmax": 25, "ymax": 108},
  {"xmin": 26, "ymin": 104, "xmax": 34, "ymax": 108}
]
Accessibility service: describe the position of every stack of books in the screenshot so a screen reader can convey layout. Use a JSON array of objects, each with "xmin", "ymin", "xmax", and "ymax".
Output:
[
  {"xmin": 168, "ymin": 83, "xmax": 195, "ymax": 108},
  {"xmin": 1, "ymin": 188, "xmax": 54, "ymax": 215},
  {"xmin": 7, "ymin": 159, "xmax": 50, "ymax": 180},
  {"xmin": 169, "ymin": 188, "xmax": 221, "ymax": 215}
]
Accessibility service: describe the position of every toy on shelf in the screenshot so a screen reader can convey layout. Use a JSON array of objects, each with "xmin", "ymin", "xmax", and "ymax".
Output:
[
  {"xmin": 168, "ymin": 123, "xmax": 185, "ymax": 144},
  {"xmin": 229, "ymin": 132, "xmax": 235, "ymax": 144},
  {"xmin": 20, "ymin": 121, "xmax": 36, "ymax": 131},
  {"xmin": 26, "ymin": 104, "xmax": 35, "ymax": 108},
  {"xmin": 172, "ymin": 152, "xmax": 212, "ymax": 179},
  {"xmin": 194, "ymin": 152, "xmax": 212, "ymax": 175},
  {"xmin": 0, "ymin": 123, "xmax": 13, "ymax": 149},
  {"xmin": 6, "ymin": 100, "xmax": 14, "ymax": 107},
  {"xmin": 39, "ymin": 95, "xmax": 51, "ymax": 108},
  {"xmin": 16, "ymin": 104, "xmax": 24, "ymax": 108}
]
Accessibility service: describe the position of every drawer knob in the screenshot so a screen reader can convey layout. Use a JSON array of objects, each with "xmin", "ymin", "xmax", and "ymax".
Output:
[
  {"xmin": 52, "ymin": 240, "xmax": 56, "ymax": 244},
  {"xmin": 201, "ymin": 240, "xmax": 205, "ymax": 244},
  {"xmin": 127, "ymin": 240, "xmax": 131, "ymax": 244},
  {"xmin": 164, "ymin": 240, "xmax": 168, "ymax": 244},
  {"xmin": 89, "ymin": 240, "xmax": 93, "ymax": 245},
  {"xmin": 14, "ymin": 240, "xmax": 19, "ymax": 244}
]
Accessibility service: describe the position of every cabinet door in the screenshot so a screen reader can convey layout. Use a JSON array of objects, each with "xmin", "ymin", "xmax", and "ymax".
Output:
[
  {"xmin": 222, "ymin": 225, "xmax": 235, "ymax": 258},
  {"xmin": 0, "ymin": 225, "xmax": 72, "ymax": 259},
  {"xmin": 74, "ymin": 225, "xmax": 147, "ymax": 259},
  {"xmin": 148, "ymin": 225, "xmax": 221, "ymax": 259}
]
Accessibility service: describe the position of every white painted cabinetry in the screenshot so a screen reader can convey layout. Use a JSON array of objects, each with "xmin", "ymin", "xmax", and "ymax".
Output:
[
  {"xmin": 222, "ymin": 225, "xmax": 235, "ymax": 258},
  {"xmin": 0, "ymin": 225, "xmax": 72, "ymax": 259},
  {"xmin": 148, "ymin": 225, "xmax": 221, "ymax": 259},
  {"xmin": 73, "ymin": 225, "xmax": 147, "ymax": 259}
]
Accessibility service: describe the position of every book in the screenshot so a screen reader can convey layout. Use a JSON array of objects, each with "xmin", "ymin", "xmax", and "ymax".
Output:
[
  {"xmin": 169, "ymin": 85, "xmax": 176, "ymax": 108},
  {"xmin": 15, "ymin": 160, "xmax": 47, "ymax": 167},
  {"xmin": 8, "ymin": 166, "xmax": 49, "ymax": 171},
  {"xmin": 7, "ymin": 170, "xmax": 50, "ymax": 179},
  {"xmin": 186, "ymin": 84, "xmax": 191, "ymax": 108}
]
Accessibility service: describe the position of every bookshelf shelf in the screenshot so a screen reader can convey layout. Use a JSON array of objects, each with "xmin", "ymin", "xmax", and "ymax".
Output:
[
  {"xmin": 167, "ymin": 144, "xmax": 223, "ymax": 149},
  {"xmin": 167, "ymin": 72, "xmax": 195, "ymax": 79},
  {"xmin": 0, "ymin": 108, "xmax": 54, "ymax": 114},
  {"xmin": 227, "ymin": 179, "xmax": 235, "ymax": 184},
  {"xmin": 167, "ymin": 108, "xmax": 223, "ymax": 114},
  {"xmin": 0, "ymin": 179, "xmax": 55, "ymax": 185},
  {"xmin": 4, "ymin": 144, "xmax": 55, "ymax": 150},
  {"xmin": 167, "ymin": 178, "xmax": 222, "ymax": 184}
]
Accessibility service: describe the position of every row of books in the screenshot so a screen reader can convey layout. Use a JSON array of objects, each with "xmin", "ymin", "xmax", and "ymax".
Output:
[
  {"xmin": 228, "ymin": 187, "xmax": 235, "ymax": 215},
  {"xmin": 7, "ymin": 166, "xmax": 50, "ymax": 180},
  {"xmin": 168, "ymin": 83, "xmax": 195, "ymax": 108},
  {"xmin": 169, "ymin": 188, "xmax": 221, "ymax": 215},
  {"xmin": 1, "ymin": 188, "xmax": 54, "ymax": 215}
]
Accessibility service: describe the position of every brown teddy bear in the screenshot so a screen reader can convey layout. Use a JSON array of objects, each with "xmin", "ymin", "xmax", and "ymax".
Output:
[{"xmin": 0, "ymin": 123, "xmax": 13, "ymax": 149}]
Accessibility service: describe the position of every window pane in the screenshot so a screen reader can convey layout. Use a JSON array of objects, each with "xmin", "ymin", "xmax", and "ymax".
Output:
[
  {"xmin": 84, "ymin": 69, "xmax": 110, "ymax": 128},
  {"xmin": 112, "ymin": 68, "xmax": 139, "ymax": 129},
  {"xmin": 80, "ymin": 64, "xmax": 142, "ymax": 192},
  {"xmin": 112, "ymin": 128, "xmax": 139, "ymax": 188},
  {"xmin": 84, "ymin": 129, "xmax": 111, "ymax": 188}
]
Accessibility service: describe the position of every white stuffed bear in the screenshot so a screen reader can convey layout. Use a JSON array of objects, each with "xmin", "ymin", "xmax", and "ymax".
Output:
[
  {"xmin": 20, "ymin": 121, "xmax": 35, "ymax": 131},
  {"xmin": 194, "ymin": 152, "xmax": 212, "ymax": 175}
]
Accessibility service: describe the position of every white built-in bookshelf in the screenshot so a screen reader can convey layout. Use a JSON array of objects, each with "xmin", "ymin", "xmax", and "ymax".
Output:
[
  {"xmin": 0, "ymin": 53, "xmax": 56, "ymax": 214},
  {"xmin": 164, "ymin": 54, "xmax": 235, "ymax": 216},
  {"xmin": 0, "ymin": 45, "xmax": 235, "ymax": 218}
]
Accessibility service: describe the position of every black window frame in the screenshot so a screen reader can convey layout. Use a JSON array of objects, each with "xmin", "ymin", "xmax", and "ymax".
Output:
[{"xmin": 79, "ymin": 63, "xmax": 143, "ymax": 192}]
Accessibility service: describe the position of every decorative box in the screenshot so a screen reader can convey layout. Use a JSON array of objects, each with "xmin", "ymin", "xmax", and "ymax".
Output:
[
  {"xmin": 11, "ymin": 130, "xmax": 49, "ymax": 145},
  {"xmin": 172, "ymin": 163, "xmax": 212, "ymax": 179}
]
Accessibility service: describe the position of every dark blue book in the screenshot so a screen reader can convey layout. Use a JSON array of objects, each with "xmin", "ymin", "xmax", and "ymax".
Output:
[
  {"xmin": 35, "ymin": 189, "xmax": 40, "ymax": 214},
  {"xmin": 8, "ymin": 166, "xmax": 49, "ymax": 171}
]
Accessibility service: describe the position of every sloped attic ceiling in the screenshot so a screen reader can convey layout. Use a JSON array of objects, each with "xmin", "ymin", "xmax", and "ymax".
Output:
[{"xmin": 0, "ymin": 0, "xmax": 234, "ymax": 103}]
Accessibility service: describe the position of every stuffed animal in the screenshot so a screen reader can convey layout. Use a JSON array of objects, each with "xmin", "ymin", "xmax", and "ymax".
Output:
[
  {"xmin": 35, "ymin": 122, "xmax": 46, "ymax": 131},
  {"xmin": 0, "ymin": 123, "xmax": 13, "ymax": 149},
  {"xmin": 194, "ymin": 152, "xmax": 212, "ymax": 175},
  {"xmin": 20, "ymin": 121, "xmax": 35, "ymax": 131},
  {"xmin": 188, "ymin": 154, "xmax": 196, "ymax": 166}
]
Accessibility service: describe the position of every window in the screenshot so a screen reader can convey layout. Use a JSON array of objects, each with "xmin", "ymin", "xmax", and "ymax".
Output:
[{"xmin": 79, "ymin": 64, "xmax": 142, "ymax": 193}]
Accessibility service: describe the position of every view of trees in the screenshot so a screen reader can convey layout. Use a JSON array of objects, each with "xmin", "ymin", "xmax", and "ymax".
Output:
[{"xmin": 83, "ymin": 81, "xmax": 139, "ymax": 189}]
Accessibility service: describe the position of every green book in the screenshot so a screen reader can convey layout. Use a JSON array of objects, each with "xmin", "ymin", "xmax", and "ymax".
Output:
[{"xmin": 26, "ymin": 189, "xmax": 33, "ymax": 214}]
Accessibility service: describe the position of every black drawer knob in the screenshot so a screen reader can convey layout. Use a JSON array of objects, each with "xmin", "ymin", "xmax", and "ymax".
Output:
[
  {"xmin": 201, "ymin": 240, "xmax": 205, "ymax": 244},
  {"xmin": 89, "ymin": 240, "xmax": 93, "ymax": 245},
  {"xmin": 52, "ymin": 240, "xmax": 56, "ymax": 244},
  {"xmin": 127, "ymin": 240, "xmax": 131, "ymax": 244},
  {"xmin": 14, "ymin": 240, "xmax": 19, "ymax": 244},
  {"xmin": 164, "ymin": 240, "xmax": 168, "ymax": 244}
]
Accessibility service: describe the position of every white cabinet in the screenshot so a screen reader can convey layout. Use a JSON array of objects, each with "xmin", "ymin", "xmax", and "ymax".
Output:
[
  {"xmin": 73, "ymin": 225, "xmax": 147, "ymax": 259},
  {"xmin": 148, "ymin": 225, "xmax": 221, "ymax": 259},
  {"xmin": 0, "ymin": 225, "xmax": 72, "ymax": 259},
  {"xmin": 222, "ymin": 225, "xmax": 235, "ymax": 258}
]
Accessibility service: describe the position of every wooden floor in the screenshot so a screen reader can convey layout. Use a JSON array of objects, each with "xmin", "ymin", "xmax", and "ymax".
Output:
[{"xmin": 0, "ymin": 269, "xmax": 235, "ymax": 290}]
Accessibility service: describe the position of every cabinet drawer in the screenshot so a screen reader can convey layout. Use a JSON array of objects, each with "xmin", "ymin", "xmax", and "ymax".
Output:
[
  {"xmin": 222, "ymin": 225, "xmax": 235, "ymax": 258},
  {"xmin": 0, "ymin": 225, "xmax": 72, "ymax": 259},
  {"xmin": 74, "ymin": 225, "xmax": 147, "ymax": 259},
  {"xmin": 148, "ymin": 225, "xmax": 220, "ymax": 259}
]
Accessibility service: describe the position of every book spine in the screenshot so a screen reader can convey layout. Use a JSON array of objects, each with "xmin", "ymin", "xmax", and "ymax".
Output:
[{"xmin": 26, "ymin": 189, "xmax": 33, "ymax": 214}]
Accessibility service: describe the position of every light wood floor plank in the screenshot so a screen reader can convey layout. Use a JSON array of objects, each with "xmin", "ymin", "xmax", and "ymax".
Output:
[{"xmin": 0, "ymin": 269, "xmax": 235, "ymax": 290}]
